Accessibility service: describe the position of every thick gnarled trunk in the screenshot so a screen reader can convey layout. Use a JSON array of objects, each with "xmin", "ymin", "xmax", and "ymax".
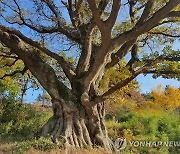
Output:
[{"xmin": 39, "ymin": 98, "xmax": 115, "ymax": 151}]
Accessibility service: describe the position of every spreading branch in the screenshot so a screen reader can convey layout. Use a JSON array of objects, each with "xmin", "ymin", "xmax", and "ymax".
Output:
[
  {"xmin": 148, "ymin": 31, "xmax": 180, "ymax": 38},
  {"xmin": 0, "ymin": 25, "xmax": 76, "ymax": 82},
  {"xmin": 9, "ymin": 0, "xmax": 81, "ymax": 43},
  {"xmin": 112, "ymin": 0, "xmax": 180, "ymax": 50},
  {"xmin": 87, "ymin": 0, "xmax": 105, "ymax": 33},
  {"xmin": 87, "ymin": 0, "xmax": 101, "ymax": 23},
  {"xmin": 144, "ymin": 70, "xmax": 180, "ymax": 75},
  {"xmin": 166, "ymin": 11, "xmax": 180, "ymax": 18},
  {"xmin": 105, "ymin": 0, "xmax": 121, "ymax": 29},
  {"xmin": 95, "ymin": 55, "xmax": 180, "ymax": 104},
  {"xmin": 136, "ymin": 0, "xmax": 155, "ymax": 26},
  {"xmin": 76, "ymin": 0, "xmax": 109, "ymax": 76},
  {"xmin": 106, "ymin": 39, "xmax": 136, "ymax": 69},
  {"xmin": 0, "ymin": 30, "xmax": 73, "ymax": 101}
]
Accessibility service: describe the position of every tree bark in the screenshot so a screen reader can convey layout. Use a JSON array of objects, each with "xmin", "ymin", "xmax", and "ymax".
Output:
[{"xmin": 39, "ymin": 97, "xmax": 115, "ymax": 151}]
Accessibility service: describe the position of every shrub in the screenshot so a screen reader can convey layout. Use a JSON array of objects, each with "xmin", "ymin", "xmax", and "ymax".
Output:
[
  {"xmin": 106, "ymin": 120, "xmax": 122, "ymax": 141},
  {"xmin": 14, "ymin": 140, "xmax": 32, "ymax": 154},
  {"xmin": 32, "ymin": 137, "xmax": 58, "ymax": 151},
  {"xmin": 106, "ymin": 107, "xmax": 180, "ymax": 153},
  {"xmin": 0, "ymin": 98, "xmax": 52, "ymax": 139},
  {"xmin": 14, "ymin": 137, "xmax": 58, "ymax": 153}
]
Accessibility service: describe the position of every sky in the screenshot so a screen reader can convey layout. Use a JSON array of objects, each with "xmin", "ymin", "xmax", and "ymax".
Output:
[
  {"xmin": 25, "ymin": 74, "xmax": 180, "ymax": 103},
  {"xmin": 137, "ymin": 40, "xmax": 180, "ymax": 93},
  {"xmin": 25, "ymin": 39, "xmax": 180, "ymax": 103},
  {"xmin": 25, "ymin": 33, "xmax": 180, "ymax": 103},
  {"xmin": 1, "ymin": 0, "xmax": 179, "ymax": 103}
]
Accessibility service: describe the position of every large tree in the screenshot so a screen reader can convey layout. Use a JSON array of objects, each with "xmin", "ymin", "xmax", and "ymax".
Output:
[{"xmin": 0, "ymin": 0, "xmax": 180, "ymax": 151}]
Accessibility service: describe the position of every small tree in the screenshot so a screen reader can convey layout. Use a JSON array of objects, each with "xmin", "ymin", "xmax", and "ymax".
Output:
[
  {"xmin": 36, "ymin": 89, "xmax": 51, "ymax": 106},
  {"xmin": 0, "ymin": 0, "xmax": 180, "ymax": 151},
  {"xmin": 147, "ymin": 85, "xmax": 180, "ymax": 111}
]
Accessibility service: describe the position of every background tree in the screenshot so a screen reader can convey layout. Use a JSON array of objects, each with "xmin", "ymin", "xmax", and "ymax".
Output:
[
  {"xmin": 0, "ymin": 0, "xmax": 180, "ymax": 151},
  {"xmin": 0, "ymin": 45, "xmax": 42, "ymax": 103},
  {"xmin": 144, "ymin": 85, "xmax": 180, "ymax": 111},
  {"xmin": 36, "ymin": 89, "xmax": 51, "ymax": 106},
  {"xmin": 0, "ymin": 45, "xmax": 26, "ymax": 100}
]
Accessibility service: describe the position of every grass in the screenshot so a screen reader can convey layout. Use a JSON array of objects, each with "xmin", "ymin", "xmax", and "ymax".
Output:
[{"xmin": 0, "ymin": 141, "xmax": 112, "ymax": 154}]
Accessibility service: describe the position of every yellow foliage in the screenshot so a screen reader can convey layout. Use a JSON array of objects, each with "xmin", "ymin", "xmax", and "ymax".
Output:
[
  {"xmin": 99, "ymin": 60, "xmax": 139, "ymax": 94},
  {"xmin": 147, "ymin": 85, "xmax": 180, "ymax": 110},
  {"xmin": 123, "ymin": 129, "xmax": 134, "ymax": 141}
]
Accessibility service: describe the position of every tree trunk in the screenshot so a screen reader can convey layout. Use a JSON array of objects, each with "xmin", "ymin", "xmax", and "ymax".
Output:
[{"xmin": 39, "ymin": 98, "xmax": 115, "ymax": 151}]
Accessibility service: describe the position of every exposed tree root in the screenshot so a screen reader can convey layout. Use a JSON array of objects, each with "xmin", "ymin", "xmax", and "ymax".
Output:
[{"xmin": 39, "ymin": 99, "xmax": 116, "ymax": 152}]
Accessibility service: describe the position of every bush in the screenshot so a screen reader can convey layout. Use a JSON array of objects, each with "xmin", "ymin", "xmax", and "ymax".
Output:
[
  {"xmin": 32, "ymin": 137, "xmax": 58, "ymax": 151},
  {"xmin": 106, "ymin": 120, "xmax": 122, "ymax": 141},
  {"xmin": 14, "ymin": 137, "xmax": 59, "ymax": 153},
  {"xmin": 0, "ymin": 97, "xmax": 52, "ymax": 139},
  {"xmin": 14, "ymin": 140, "xmax": 32, "ymax": 154},
  {"xmin": 106, "ymin": 107, "xmax": 180, "ymax": 153}
]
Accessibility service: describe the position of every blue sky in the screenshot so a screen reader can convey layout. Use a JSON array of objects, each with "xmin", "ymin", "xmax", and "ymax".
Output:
[
  {"xmin": 25, "ymin": 39, "xmax": 180, "ymax": 103},
  {"xmin": 137, "ymin": 75, "xmax": 180, "ymax": 93},
  {"xmin": 2, "ymin": 0, "xmax": 177, "ymax": 103},
  {"xmin": 25, "ymin": 75, "xmax": 180, "ymax": 103}
]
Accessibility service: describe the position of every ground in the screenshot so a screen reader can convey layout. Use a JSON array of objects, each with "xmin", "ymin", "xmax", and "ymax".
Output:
[{"xmin": 0, "ymin": 141, "xmax": 112, "ymax": 154}]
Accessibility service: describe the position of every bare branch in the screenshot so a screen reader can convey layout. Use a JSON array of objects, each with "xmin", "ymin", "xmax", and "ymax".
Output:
[
  {"xmin": 42, "ymin": 0, "xmax": 80, "ymax": 39},
  {"xmin": 105, "ymin": 0, "xmax": 121, "ymax": 29},
  {"xmin": 166, "ymin": 11, "xmax": 180, "ymax": 18},
  {"xmin": 112, "ymin": 0, "xmax": 180, "ymax": 50},
  {"xmin": 0, "ymin": 25, "xmax": 76, "ymax": 82},
  {"xmin": 87, "ymin": 0, "xmax": 104, "ymax": 32},
  {"xmin": 13, "ymin": 0, "xmax": 58, "ymax": 32},
  {"xmin": 148, "ymin": 31, "xmax": 180, "ymax": 38},
  {"xmin": 62, "ymin": 0, "xmax": 78, "ymax": 28},
  {"xmin": 0, "ymin": 30, "xmax": 73, "ymax": 101},
  {"xmin": 128, "ymin": 0, "xmax": 137, "ymax": 23},
  {"xmin": 106, "ymin": 39, "xmax": 136, "ymax": 69},
  {"xmin": 144, "ymin": 70, "xmax": 180, "ymax": 75},
  {"xmin": 10, "ymin": 0, "xmax": 81, "ymax": 43},
  {"xmin": 136, "ymin": 0, "xmax": 155, "ymax": 26}
]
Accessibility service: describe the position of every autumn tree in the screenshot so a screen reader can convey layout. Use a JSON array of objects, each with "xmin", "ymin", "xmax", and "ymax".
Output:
[
  {"xmin": 0, "ymin": 45, "xmax": 42, "ymax": 103},
  {"xmin": 146, "ymin": 85, "xmax": 180, "ymax": 111},
  {"xmin": 0, "ymin": 0, "xmax": 180, "ymax": 151},
  {"xmin": 0, "ymin": 46, "xmax": 27, "ymax": 100}
]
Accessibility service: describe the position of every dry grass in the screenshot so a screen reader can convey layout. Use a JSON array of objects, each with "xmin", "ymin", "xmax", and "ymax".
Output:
[
  {"xmin": 0, "ymin": 142, "xmax": 15, "ymax": 154},
  {"xmin": 0, "ymin": 142, "xmax": 112, "ymax": 154},
  {"xmin": 24, "ymin": 148, "xmax": 112, "ymax": 154}
]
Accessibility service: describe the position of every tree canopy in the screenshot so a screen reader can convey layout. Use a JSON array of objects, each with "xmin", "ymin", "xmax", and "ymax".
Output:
[{"xmin": 0, "ymin": 0, "xmax": 179, "ymax": 102}]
